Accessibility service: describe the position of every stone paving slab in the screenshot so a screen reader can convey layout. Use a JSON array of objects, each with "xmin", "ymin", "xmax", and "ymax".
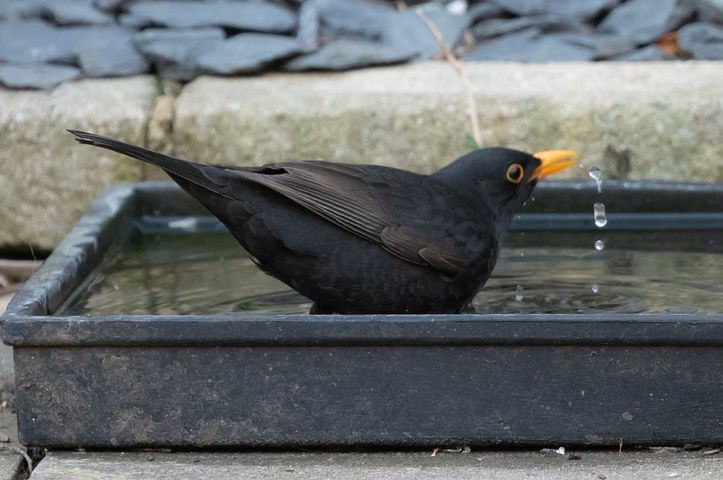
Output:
[
  {"xmin": 173, "ymin": 61, "xmax": 723, "ymax": 181},
  {"xmin": 0, "ymin": 76, "xmax": 157, "ymax": 252},
  {"xmin": 30, "ymin": 450, "xmax": 723, "ymax": 480},
  {"xmin": 0, "ymin": 411, "xmax": 23, "ymax": 480},
  {"xmin": 0, "ymin": 453, "xmax": 22, "ymax": 480}
]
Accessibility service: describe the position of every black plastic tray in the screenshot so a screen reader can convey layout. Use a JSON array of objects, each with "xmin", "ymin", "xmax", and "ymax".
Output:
[{"xmin": 2, "ymin": 181, "xmax": 722, "ymax": 448}]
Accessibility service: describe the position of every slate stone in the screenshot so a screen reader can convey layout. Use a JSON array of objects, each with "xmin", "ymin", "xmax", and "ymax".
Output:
[
  {"xmin": 297, "ymin": 0, "xmax": 320, "ymax": 50},
  {"xmin": 70, "ymin": 27, "xmax": 149, "ymax": 77},
  {"xmin": 118, "ymin": 13, "xmax": 152, "ymax": 29},
  {"xmin": 93, "ymin": 0, "xmax": 131, "ymax": 13},
  {"xmin": 129, "ymin": 1, "xmax": 297, "ymax": 33},
  {"xmin": 678, "ymin": 22, "xmax": 723, "ymax": 59},
  {"xmin": 553, "ymin": 33, "xmax": 636, "ymax": 59},
  {"xmin": 472, "ymin": 15, "xmax": 590, "ymax": 41},
  {"xmin": 0, "ymin": 0, "xmax": 112, "ymax": 25},
  {"xmin": 196, "ymin": 34, "xmax": 303, "ymax": 74},
  {"xmin": 0, "ymin": 20, "xmax": 77, "ymax": 63},
  {"xmin": 77, "ymin": 47, "xmax": 148, "ymax": 77},
  {"xmin": 315, "ymin": 0, "xmax": 397, "ymax": 41},
  {"xmin": 0, "ymin": 22, "xmax": 149, "ymax": 75},
  {"xmin": 134, "ymin": 28, "xmax": 225, "ymax": 80},
  {"xmin": 694, "ymin": 0, "xmax": 723, "ymax": 24},
  {"xmin": 285, "ymin": 39, "xmax": 414, "ymax": 71},
  {"xmin": 488, "ymin": 0, "xmax": 619, "ymax": 20},
  {"xmin": 382, "ymin": 3, "xmax": 470, "ymax": 59},
  {"xmin": 0, "ymin": 63, "xmax": 80, "ymax": 90},
  {"xmin": 42, "ymin": 1, "xmax": 113, "ymax": 26},
  {"xmin": 0, "ymin": 0, "xmax": 46, "ymax": 21},
  {"xmin": 467, "ymin": 1, "xmax": 506, "ymax": 22},
  {"xmin": 612, "ymin": 44, "xmax": 673, "ymax": 61},
  {"xmin": 465, "ymin": 28, "xmax": 596, "ymax": 62},
  {"xmin": 599, "ymin": 0, "xmax": 695, "ymax": 44}
]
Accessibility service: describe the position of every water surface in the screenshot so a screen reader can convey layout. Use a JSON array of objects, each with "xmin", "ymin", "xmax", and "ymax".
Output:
[{"xmin": 58, "ymin": 229, "xmax": 723, "ymax": 315}]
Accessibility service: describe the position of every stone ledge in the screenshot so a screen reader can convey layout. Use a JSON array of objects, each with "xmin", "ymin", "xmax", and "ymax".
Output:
[
  {"xmin": 173, "ymin": 61, "xmax": 723, "ymax": 181},
  {"xmin": 0, "ymin": 76, "xmax": 157, "ymax": 251},
  {"xmin": 2, "ymin": 62, "xmax": 723, "ymax": 251}
]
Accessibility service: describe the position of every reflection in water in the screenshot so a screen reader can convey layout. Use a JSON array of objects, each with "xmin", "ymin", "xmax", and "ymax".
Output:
[{"xmin": 58, "ymin": 230, "xmax": 723, "ymax": 315}]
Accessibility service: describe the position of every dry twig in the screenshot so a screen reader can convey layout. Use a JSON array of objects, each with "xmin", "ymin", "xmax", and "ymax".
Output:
[{"xmin": 415, "ymin": 9, "xmax": 482, "ymax": 147}]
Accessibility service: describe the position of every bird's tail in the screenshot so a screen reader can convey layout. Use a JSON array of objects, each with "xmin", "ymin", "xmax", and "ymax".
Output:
[{"xmin": 68, "ymin": 129, "xmax": 222, "ymax": 191}]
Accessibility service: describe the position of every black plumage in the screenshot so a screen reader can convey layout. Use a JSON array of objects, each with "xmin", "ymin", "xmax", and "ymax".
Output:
[{"xmin": 69, "ymin": 130, "xmax": 575, "ymax": 314}]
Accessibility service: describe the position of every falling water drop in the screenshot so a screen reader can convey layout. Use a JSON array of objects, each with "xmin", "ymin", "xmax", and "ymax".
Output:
[
  {"xmin": 592, "ymin": 284, "xmax": 599, "ymax": 293},
  {"xmin": 593, "ymin": 202, "xmax": 607, "ymax": 227},
  {"xmin": 588, "ymin": 166, "xmax": 603, "ymax": 194},
  {"xmin": 595, "ymin": 239, "xmax": 605, "ymax": 251},
  {"xmin": 514, "ymin": 285, "xmax": 524, "ymax": 302}
]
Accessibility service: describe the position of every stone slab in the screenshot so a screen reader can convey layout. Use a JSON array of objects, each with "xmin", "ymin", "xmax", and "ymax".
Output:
[
  {"xmin": 0, "ymin": 293, "xmax": 14, "ymax": 396},
  {"xmin": 0, "ymin": 452, "xmax": 22, "ymax": 480},
  {"xmin": 2, "ymin": 62, "xmax": 722, "ymax": 252},
  {"xmin": 30, "ymin": 450, "xmax": 723, "ymax": 480},
  {"xmin": 0, "ymin": 76, "xmax": 157, "ymax": 252},
  {"xmin": 173, "ymin": 62, "xmax": 723, "ymax": 182},
  {"xmin": 0, "ymin": 411, "xmax": 22, "ymax": 480}
]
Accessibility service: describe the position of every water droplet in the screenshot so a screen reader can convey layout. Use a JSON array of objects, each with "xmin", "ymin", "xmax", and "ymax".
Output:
[
  {"xmin": 588, "ymin": 166, "xmax": 603, "ymax": 194},
  {"xmin": 593, "ymin": 202, "xmax": 607, "ymax": 227},
  {"xmin": 514, "ymin": 285, "xmax": 524, "ymax": 302},
  {"xmin": 592, "ymin": 284, "xmax": 599, "ymax": 293},
  {"xmin": 595, "ymin": 240, "xmax": 605, "ymax": 251}
]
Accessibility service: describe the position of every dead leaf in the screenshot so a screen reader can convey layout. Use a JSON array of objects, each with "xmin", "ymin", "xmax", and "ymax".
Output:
[{"xmin": 656, "ymin": 31, "xmax": 681, "ymax": 57}]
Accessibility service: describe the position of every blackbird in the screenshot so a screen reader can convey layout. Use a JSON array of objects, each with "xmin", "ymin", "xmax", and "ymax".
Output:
[{"xmin": 69, "ymin": 130, "xmax": 575, "ymax": 314}]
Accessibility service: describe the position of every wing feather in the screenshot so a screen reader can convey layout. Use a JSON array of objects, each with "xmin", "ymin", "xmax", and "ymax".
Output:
[{"xmin": 230, "ymin": 160, "xmax": 482, "ymax": 275}]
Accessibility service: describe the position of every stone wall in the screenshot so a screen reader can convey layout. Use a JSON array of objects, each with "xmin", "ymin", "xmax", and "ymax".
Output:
[{"xmin": 1, "ymin": 62, "xmax": 722, "ymax": 251}]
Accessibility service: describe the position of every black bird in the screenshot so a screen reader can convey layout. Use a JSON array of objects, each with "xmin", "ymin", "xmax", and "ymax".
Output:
[{"xmin": 69, "ymin": 130, "xmax": 575, "ymax": 314}]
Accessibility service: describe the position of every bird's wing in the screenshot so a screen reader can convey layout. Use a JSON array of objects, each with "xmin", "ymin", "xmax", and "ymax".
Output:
[{"xmin": 227, "ymin": 161, "xmax": 489, "ymax": 275}]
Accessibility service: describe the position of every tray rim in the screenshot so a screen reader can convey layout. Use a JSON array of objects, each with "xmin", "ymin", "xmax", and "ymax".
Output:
[{"xmin": 3, "ymin": 180, "xmax": 723, "ymax": 347}]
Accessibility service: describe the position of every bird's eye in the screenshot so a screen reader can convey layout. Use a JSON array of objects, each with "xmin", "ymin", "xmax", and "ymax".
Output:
[{"xmin": 505, "ymin": 163, "xmax": 524, "ymax": 184}]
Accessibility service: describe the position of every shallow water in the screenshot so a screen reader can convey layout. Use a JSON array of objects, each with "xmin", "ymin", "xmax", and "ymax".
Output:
[{"xmin": 58, "ymin": 229, "xmax": 723, "ymax": 315}]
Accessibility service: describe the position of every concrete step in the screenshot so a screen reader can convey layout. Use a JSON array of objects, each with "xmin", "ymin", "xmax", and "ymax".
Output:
[
  {"xmin": 29, "ymin": 449, "xmax": 722, "ymax": 480},
  {"xmin": 0, "ymin": 412, "xmax": 25, "ymax": 480}
]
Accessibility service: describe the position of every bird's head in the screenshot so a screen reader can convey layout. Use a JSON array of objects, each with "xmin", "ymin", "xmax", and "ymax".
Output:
[{"xmin": 433, "ymin": 147, "xmax": 577, "ymax": 236}]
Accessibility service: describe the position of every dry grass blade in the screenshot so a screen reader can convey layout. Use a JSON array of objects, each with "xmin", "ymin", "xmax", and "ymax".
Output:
[{"xmin": 415, "ymin": 9, "xmax": 482, "ymax": 147}]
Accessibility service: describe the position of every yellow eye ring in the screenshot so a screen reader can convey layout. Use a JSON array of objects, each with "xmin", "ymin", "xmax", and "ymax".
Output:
[{"xmin": 506, "ymin": 163, "xmax": 524, "ymax": 184}]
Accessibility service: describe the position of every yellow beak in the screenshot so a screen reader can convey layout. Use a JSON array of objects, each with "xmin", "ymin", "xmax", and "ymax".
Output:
[{"xmin": 531, "ymin": 150, "xmax": 578, "ymax": 180}]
